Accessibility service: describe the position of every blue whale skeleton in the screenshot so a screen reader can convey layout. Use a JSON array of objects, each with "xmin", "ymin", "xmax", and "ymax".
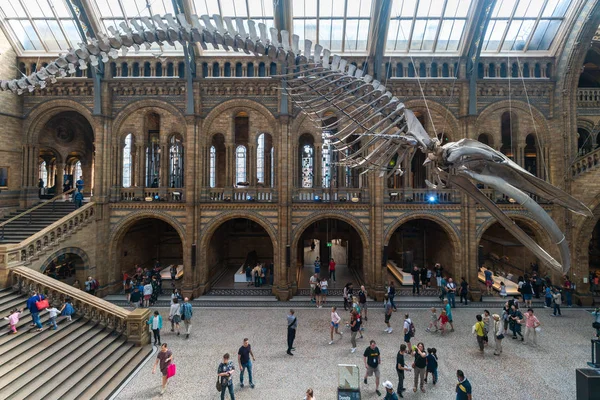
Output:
[{"xmin": 1, "ymin": 14, "xmax": 592, "ymax": 274}]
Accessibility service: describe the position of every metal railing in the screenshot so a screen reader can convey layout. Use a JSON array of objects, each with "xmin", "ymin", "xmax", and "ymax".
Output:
[{"xmin": 0, "ymin": 188, "xmax": 76, "ymax": 240}]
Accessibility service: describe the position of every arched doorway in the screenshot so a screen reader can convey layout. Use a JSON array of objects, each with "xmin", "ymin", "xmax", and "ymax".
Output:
[
  {"xmin": 295, "ymin": 218, "xmax": 364, "ymax": 291},
  {"xmin": 386, "ymin": 218, "xmax": 457, "ymax": 285},
  {"xmin": 41, "ymin": 251, "xmax": 87, "ymax": 285},
  {"xmin": 206, "ymin": 218, "xmax": 274, "ymax": 289},
  {"xmin": 116, "ymin": 218, "xmax": 184, "ymax": 292},
  {"xmin": 478, "ymin": 220, "xmax": 544, "ymax": 279}
]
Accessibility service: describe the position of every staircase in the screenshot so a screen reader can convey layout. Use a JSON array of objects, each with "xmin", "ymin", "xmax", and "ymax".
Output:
[
  {"xmin": 0, "ymin": 287, "xmax": 152, "ymax": 399},
  {"xmin": 0, "ymin": 202, "xmax": 77, "ymax": 244}
]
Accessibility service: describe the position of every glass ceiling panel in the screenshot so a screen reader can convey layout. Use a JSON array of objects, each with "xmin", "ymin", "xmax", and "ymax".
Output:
[
  {"xmin": 0, "ymin": 0, "xmax": 83, "ymax": 53},
  {"xmin": 387, "ymin": 0, "xmax": 473, "ymax": 53},
  {"xmin": 292, "ymin": 0, "xmax": 372, "ymax": 53},
  {"xmin": 482, "ymin": 0, "xmax": 573, "ymax": 53}
]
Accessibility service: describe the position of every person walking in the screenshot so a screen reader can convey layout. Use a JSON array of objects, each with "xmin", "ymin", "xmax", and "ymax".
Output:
[
  {"xmin": 473, "ymin": 315, "xmax": 486, "ymax": 353},
  {"xmin": 459, "ymin": 277, "xmax": 469, "ymax": 305},
  {"xmin": 305, "ymin": 388, "xmax": 315, "ymax": 400},
  {"xmin": 523, "ymin": 308, "xmax": 541, "ymax": 346},
  {"xmin": 484, "ymin": 268, "xmax": 493, "ymax": 296},
  {"xmin": 287, "ymin": 309, "xmax": 297, "ymax": 355},
  {"xmin": 169, "ymin": 298, "xmax": 181, "ymax": 335},
  {"xmin": 314, "ymin": 257, "xmax": 321, "ymax": 276},
  {"xmin": 455, "ymin": 370, "xmax": 472, "ymax": 400},
  {"xmin": 218, "ymin": 353, "xmax": 236, "ymax": 400},
  {"xmin": 544, "ymin": 285, "xmax": 553, "ymax": 308},
  {"xmin": 73, "ymin": 190, "xmax": 83, "ymax": 208},
  {"xmin": 412, "ymin": 342, "xmax": 427, "ymax": 393},
  {"xmin": 551, "ymin": 288, "xmax": 562, "ymax": 316},
  {"xmin": 59, "ymin": 298, "xmax": 75, "ymax": 321},
  {"xmin": 439, "ymin": 275, "xmax": 447, "ymax": 301},
  {"xmin": 564, "ymin": 276, "xmax": 573, "ymax": 307},
  {"xmin": 492, "ymin": 314, "xmax": 504, "ymax": 356},
  {"xmin": 147, "ymin": 310, "xmax": 163, "ymax": 345},
  {"xmin": 358, "ymin": 285, "xmax": 368, "ymax": 321},
  {"xmin": 363, "ymin": 340, "xmax": 382, "ymax": 396},
  {"xmin": 509, "ymin": 305, "xmax": 524, "ymax": 341},
  {"xmin": 26, "ymin": 291, "xmax": 45, "ymax": 332},
  {"xmin": 384, "ymin": 295, "xmax": 393, "ymax": 334},
  {"xmin": 343, "ymin": 283, "xmax": 353, "ymax": 311},
  {"xmin": 396, "ymin": 344, "xmax": 410, "ymax": 397},
  {"xmin": 320, "ymin": 277, "xmax": 328, "ymax": 304},
  {"xmin": 143, "ymin": 280, "xmax": 153, "ymax": 308},
  {"xmin": 481, "ymin": 310, "xmax": 491, "ymax": 345},
  {"xmin": 4, "ymin": 308, "xmax": 22, "ymax": 334},
  {"xmin": 446, "ymin": 278, "xmax": 457, "ymax": 308},
  {"xmin": 444, "ymin": 299, "xmax": 455, "ymax": 332},
  {"xmin": 309, "ymin": 273, "xmax": 318, "ymax": 304},
  {"xmin": 349, "ymin": 310, "xmax": 360, "ymax": 353},
  {"xmin": 403, "ymin": 314, "xmax": 414, "ymax": 350},
  {"xmin": 425, "ymin": 348, "xmax": 438, "ymax": 385},
  {"xmin": 45, "ymin": 306, "xmax": 60, "ymax": 330},
  {"xmin": 426, "ymin": 307, "xmax": 438, "ymax": 333},
  {"xmin": 238, "ymin": 338, "xmax": 255, "ymax": 389},
  {"xmin": 329, "ymin": 306, "xmax": 343, "ymax": 345},
  {"xmin": 152, "ymin": 343, "xmax": 174, "ymax": 395},
  {"xmin": 180, "ymin": 297, "xmax": 193, "ymax": 339},
  {"xmin": 438, "ymin": 310, "xmax": 449, "ymax": 335},
  {"xmin": 388, "ymin": 281, "xmax": 397, "ymax": 311},
  {"xmin": 412, "ymin": 266, "xmax": 421, "ymax": 295},
  {"xmin": 435, "ymin": 264, "xmax": 443, "ymax": 288},
  {"xmin": 383, "ymin": 380, "xmax": 399, "ymax": 400},
  {"xmin": 521, "ymin": 278, "xmax": 534, "ymax": 308},
  {"xmin": 329, "ymin": 258, "xmax": 336, "ymax": 282}
]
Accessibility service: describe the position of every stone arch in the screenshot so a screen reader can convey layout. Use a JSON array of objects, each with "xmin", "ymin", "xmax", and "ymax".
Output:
[
  {"xmin": 476, "ymin": 100, "xmax": 550, "ymax": 147},
  {"xmin": 24, "ymin": 100, "xmax": 94, "ymax": 144},
  {"xmin": 39, "ymin": 146, "xmax": 63, "ymax": 165},
  {"xmin": 40, "ymin": 246, "xmax": 91, "ymax": 273},
  {"xmin": 112, "ymin": 99, "xmax": 186, "ymax": 140},
  {"xmin": 383, "ymin": 212, "xmax": 461, "ymax": 278},
  {"xmin": 203, "ymin": 99, "xmax": 278, "ymax": 142},
  {"xmin": 291, "ymin": 211, "xmax": 369, "ymax": 253},
  {"xmin": 403, "ymin": 99, "xmax": 461, "ymax": 140},
  {"xmin": 578, "ymin": 118, "xmax": 596, "ymax": 133}
]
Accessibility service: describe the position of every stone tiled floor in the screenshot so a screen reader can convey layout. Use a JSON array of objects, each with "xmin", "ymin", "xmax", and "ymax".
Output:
[{"xmin": 117, "ymin": 306, "xmax": 595, "ymax": 400}]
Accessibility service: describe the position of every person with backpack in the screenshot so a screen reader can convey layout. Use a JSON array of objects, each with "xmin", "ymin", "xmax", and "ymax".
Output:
[
  {"xmin": 180, "ymin": 297, "xmax": 193, "ymax": 339},
  {"xmin": 473, "ymin": 314, "xmax": 486, "ymax": 353},
  {"xmin": 403, "ymin": 314, "xmax": 415, "ymax": 352},
  {"xmin": 217, "ymin": 353, "xmax": 235, "ymax": 400}
]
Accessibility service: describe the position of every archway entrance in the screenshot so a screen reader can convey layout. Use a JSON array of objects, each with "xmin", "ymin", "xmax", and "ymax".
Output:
[
  {"xmin": 296, "ymin": 218, "xmax": 364, "ymax": 290},
  {"xmin": 588, "ymin": 219, "xmax": 600, "ymax": 294},
  {"xmin": 41, "ymin": 252, "xmax": 85, "ymax": 285},
  {"xmin": 387, "ymin": 219, "xmax": 456, "ymax": 287},
  {"xmin": 116, "ymin": 218, "xmax": 183, "ymax": 292},
  {"xmin": 207, "ymin": 218, "xmax": 274, "ymax": 289},
  {"xmin": 479, "ymin": 220, "xmax": 542, "ymax": 279}
]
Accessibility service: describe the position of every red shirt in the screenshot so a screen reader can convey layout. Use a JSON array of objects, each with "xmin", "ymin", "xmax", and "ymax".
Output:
[
  {"xmin": 438, "ymin": 314, "xmax": 449, "ymax": 324},
  {"xmin": 329, "ymin": 261, "xmax": 336, "ymax": 271}
]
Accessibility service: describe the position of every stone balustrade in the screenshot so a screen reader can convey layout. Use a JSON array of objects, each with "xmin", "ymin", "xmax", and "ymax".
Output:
[
  {"xmin": 572, "ymin": 148, "xmax": 600, "ymax": 177},
  {"xmin": 9, "ymin": 265, "xmax": 150, "ymax": 346},
  {"xmin": 578, "ymin": 88, "xmax": 600, "ymax": 108},
  {"xmin": 385, "ymin": 188, "xmax": 460, "ymax": 203},
  {"xmin": 120, "ymin": 188, "xmax": 185, "ymax": 202},
  {"xmin": 294, "ymin": 188, "xmax": 368, "ymax": 202}
]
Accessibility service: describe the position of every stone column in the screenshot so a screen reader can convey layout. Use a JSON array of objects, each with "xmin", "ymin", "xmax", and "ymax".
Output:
[
  {"xmin": 276, "ymin": 116, "xmax": 292, "ymax": 300},
  {"xmin": 462, "ymin": 193, "xmax": 481, "ymax": 301},
  {"xmin": 136, "ymin": 144, "xmax": 145, "ymax": 189}
]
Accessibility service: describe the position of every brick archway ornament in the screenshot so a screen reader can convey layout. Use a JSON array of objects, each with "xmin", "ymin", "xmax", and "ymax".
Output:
[{"xmin": 0, "ymin": 14, "xmax": 592, "ymax": 274}]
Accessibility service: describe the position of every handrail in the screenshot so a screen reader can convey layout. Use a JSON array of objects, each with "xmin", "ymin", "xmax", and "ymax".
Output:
[
  {"xmin": 0, "ymin": 188, "xmax": 76, "ymax": 229},
  {"xmin": 9, "ymin": 265, "xmax": 150, "ymax": 345}
]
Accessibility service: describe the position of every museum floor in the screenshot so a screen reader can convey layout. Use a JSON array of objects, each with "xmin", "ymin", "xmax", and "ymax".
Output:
[{"xmin": 116, "ymin": 304, "xmax": 593, "ymax": 399}]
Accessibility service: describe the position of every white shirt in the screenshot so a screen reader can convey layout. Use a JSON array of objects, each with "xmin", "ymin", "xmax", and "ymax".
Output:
[
  {"xmin": 143, "ymin": 284, "xmax": 153, "ymax": 295},
  {"xmin": 320, "ymin": 280, "xmax": 328, "ymax": 289},
  {"xmin": 404, "ymin": 319, "xmax": 411, "ymax": 332},
  {"xmin": 47, "ymin": 307, "xmax": 59, "ymax": 318},
  {"xmin": 169, "ymin": 303, "xmax": 181, "ymax": 317},
  {"xmin": 309, "ymin": 276, "xmax": 318, "ymax": 288},
  {"xmin": 331, "ymin": 311, "xmax": 341, "ymax": 324},
  {"xmin": 152, "ymin": 316, "xmax": 160, "ymax": 330}
]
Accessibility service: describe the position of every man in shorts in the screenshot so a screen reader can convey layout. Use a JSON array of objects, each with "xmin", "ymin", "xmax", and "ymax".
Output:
[
  {"xmin": 384, "ymin": 294, "xmax": 393, "ymax": 333},
  {"xmin": 363, "ymin": 340, "xmax": 382, "ymax": 396},
  {"xmin": 309, "ymin": 273, "xmax": 318, "ymax": 303},
  {"xmin": 403, "ymin": 314, "xmax": 413, "ymax": 351}
]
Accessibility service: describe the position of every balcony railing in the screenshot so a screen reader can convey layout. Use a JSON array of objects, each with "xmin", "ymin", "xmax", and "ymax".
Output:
[
  {"xmin": 385, "ymin": 189, "xmax": 460, "ymax": 204},
  {"xmin": 119, "ymin": 188, "xmax": 185, "ymax": 202},
  {"xmin": 208, "ymin": 188, "xmax": 276, "ymax": 202},
  {"xmin": 293, "ymin": 188, "xmax": 368, "ymax": 203},
  {"xmin": 578, "ymin": 88, "xmax": 600, "ymax": 108}
]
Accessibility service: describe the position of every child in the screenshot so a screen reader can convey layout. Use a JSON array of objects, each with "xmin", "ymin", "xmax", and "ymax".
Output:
[
  {"xmin": 425, "ymin": 348, "xmax": 438, "ymax": 384},
  {"xmin": 426, "ymin": 307, "xmax": 438, "ymax": 332},
  {"xmin": 45, "ymin": 306, "xmax": 60, "ymax": 330},
  {"xmin": 500, "ymin": 281, "xmax": 507, "ymax": 298},
  {"xmin": 4, "ymin": 308, "xmax": 22, "ymax": 334},
  {"xmin": 438, "ymin": 310, "xmax": 449, "ymax": 335},
  {"xmin": 60, "ymin": 298, "xmax": 75, "ymax": 321}
]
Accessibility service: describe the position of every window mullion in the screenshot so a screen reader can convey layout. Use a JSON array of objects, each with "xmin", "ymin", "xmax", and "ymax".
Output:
[
  {"xmin": 341, "ymin": 0, "xmax": 347, "ymax": 52},
  {"xmin": 431, "ymin": 0, "xmax": 448, "ymax": 52},
  {"xmin": 407, "ymin": 0, "xmax": 419, "ymax": 52},
  {"xmin": 523, "ymin": 0, "xmax": 549, "ymax": 52},
  {"xmin": 19, "ymin": 0, "xmax": 50, "ymax": 52},
  {"xmin": 496, "ymin": 0, "xmax": 520, "ymax": 53},
  {"xmin": 51, "ymin": 0, "xmax": 78, "ymax": 49}
]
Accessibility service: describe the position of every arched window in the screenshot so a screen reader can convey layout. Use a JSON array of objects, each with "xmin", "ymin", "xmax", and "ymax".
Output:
[
  {"xmin": 73, "ymin": 160, "xmax": 82, "ymax": 182},
  {"xmin": 302, "ymin": 144, "xmax": 314, "ymax": 188},
  {"xmin": 501, "ymin": 112, "xmax": 516, "ymax": 159},
  {"xmin": 236, "ymin": 145, "xmax": 247, "ymax": 184},
  {"xmin": 209, "ymin": 146, "xmax": 216, "ymax": 188},
  {"xmin": 270, "ymin": 147, "xmax": 274, "ymax": 188},
  {"xmin": 257, "ymin": 133, "xmax": 265, "ymax": 184},
  {"xmin": 524, "ymin": 134, "xmax": 537, "ymax": 176},
  {"xmin": 322, "ymin": 114, "xmax": 338, "ymax": 188},
  {"xmin": 578, "ymin": 128, "xmax": 592, "ymax": 156},
  {"xmin": 169, "ymin": 135, "xmax": 184, "ymax": 188},
  {"xmin": 146, "ymin": 113, "xmax": 161, "ymax": 187},
  {"xmin": 123, "ymin": 133, "xmax": 133, "ymax": 188},
  {"xmin": 39, "ymin": 161, "xmax": 48, "ymax": 186},
  {"xmin": 477, "ymin": 133, "xmax": 491, "ymax": 146}
]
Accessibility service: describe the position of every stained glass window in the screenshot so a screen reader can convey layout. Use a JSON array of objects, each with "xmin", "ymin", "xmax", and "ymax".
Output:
[{"xmin": 122, "ymin": 133, "xmax": 132, "ymax": 188}]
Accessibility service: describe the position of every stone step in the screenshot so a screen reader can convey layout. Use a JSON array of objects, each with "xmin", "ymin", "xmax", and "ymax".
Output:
[
  {"xmin": 0, "ymin": 326, "xmax": 112, "ymax": 399},
  {"xmin": 26, "ymin": 334, "xmax": 126, "ymax": 400},
  {"xmin": 58, "ymin": 341, "xmax": 139, "ymax": 400}
]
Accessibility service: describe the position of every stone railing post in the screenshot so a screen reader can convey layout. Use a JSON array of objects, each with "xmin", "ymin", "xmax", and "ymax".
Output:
[{"xmin": 126, "ymin": 308, "xmax": 152, "ymax": 346}]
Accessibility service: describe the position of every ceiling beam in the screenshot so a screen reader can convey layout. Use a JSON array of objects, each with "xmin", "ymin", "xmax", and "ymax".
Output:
[
  {"xmin": 367, "ymin": 0, "xmax": 393, "ymax": 80},
  {"xmin": 462, "ymin": 0, "xmax": 497, "ymax": 115},
  {"xmin": 173, "ymin": 0, "xmax": 196, "ymax": 116},
  {"xmin": 70, "ymin": 0, "xmax": 102, "ymax": 40}
]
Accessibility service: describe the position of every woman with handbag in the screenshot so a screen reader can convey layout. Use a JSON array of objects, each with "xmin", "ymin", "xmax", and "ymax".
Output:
[
  {"xmin": 492, "ymin": 314, "xmax": 504, "ymax": 356},
  {"xmin": 26, "ymin": 291, "xmax": 47, "ymax": 332},
  {"xmin": 152, "ymin": 343, "xmax": 174, "ymax": 395},
  {"xmin": 169, "ymin": 298, "xmax": 181, "ymax": 335}
]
